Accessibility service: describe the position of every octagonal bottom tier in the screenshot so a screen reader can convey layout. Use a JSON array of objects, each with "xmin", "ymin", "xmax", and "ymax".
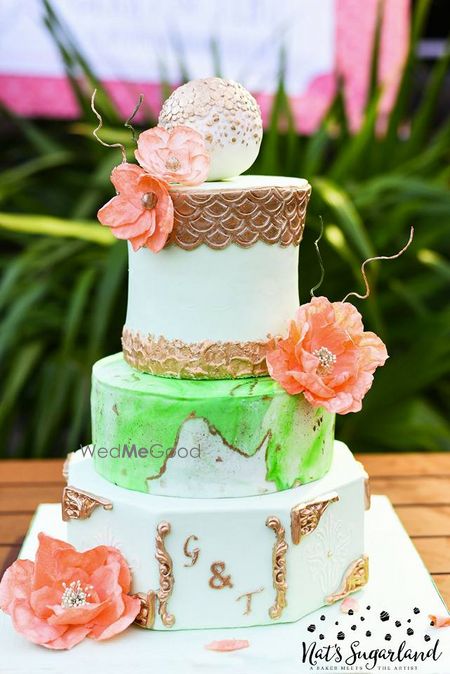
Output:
[{"xmin": 64, "ymin": 441, "xmax": 369, "ymax": 631}]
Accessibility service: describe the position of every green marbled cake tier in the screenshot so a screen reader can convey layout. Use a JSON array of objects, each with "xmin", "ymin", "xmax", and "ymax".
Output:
[{"xmin": 91, "ymin": 353, "xmax": 335, "ymax": 497}]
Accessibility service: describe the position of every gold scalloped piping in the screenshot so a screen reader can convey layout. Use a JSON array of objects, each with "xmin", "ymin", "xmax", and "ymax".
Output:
[
  {"xmin": 167, "ymin": 184, "xmax": 311, "ymax": 251},
  {"xmin": 122, "ymin": 328, "xmax": 270, "ymax": 379}
]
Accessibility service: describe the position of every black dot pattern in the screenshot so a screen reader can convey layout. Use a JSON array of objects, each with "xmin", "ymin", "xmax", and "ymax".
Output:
[{"xmin": 303, "ymin": 604, "xmax": 427, "ymax": 648}]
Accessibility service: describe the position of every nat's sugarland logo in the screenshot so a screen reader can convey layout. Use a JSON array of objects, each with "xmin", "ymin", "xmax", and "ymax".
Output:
[
  {"xmin": 300, "ymin": 605, "xmax": 444, "ymax": 671},
  {"xmin": 80, "ymin": 443, "xmax": 201, "ymax": 460}
]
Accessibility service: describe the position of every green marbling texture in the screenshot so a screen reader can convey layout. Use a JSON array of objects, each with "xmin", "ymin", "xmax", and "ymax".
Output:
[{"xmin": 91, "ymin": 353, "xmax": 335, "ymax": 493}]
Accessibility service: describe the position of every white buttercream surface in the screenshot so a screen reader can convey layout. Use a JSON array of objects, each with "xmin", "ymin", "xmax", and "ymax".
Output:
[{"xmin": 126, "ymin": 240, "xmax": 299, "ymax": 342}]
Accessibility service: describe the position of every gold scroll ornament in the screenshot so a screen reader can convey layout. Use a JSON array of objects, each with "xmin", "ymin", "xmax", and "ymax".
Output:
[
  {"xmin": 132, "ymin": 591, "xmax": 157, "ymax": 629},
  {"xmin": 325, "ymin": 555, "xmax": 369, "ymax": 604},
  {"xmin": 290, "ymin": 492, "xmax": 339, "ymax": 545},
  {"xmin": 61, "ymin": 486, "xmax": 113, "ymax": 521},
  {"xmin": 266, "ymin": 515, "xmax": 288, "ymax": 620},
  {"xmin": 155, "ymin": 521, "xmax": 175, "ymax": 627}
]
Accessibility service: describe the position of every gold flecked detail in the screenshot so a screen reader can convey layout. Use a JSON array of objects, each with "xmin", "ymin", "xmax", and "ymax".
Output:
[
  {"xmin": 168, "ymin": 183, "xmax": 311, "ymax": 250},
  {"xmin": 122, "ymin": 328, "xmax": 270, "ymax": 379},
  {"xmin": 158, "ymin": 77, "xmax": 262, "ymax": 151}
]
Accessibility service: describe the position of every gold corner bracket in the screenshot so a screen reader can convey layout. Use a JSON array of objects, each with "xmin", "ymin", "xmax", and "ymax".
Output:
[
  {"xmin": 266, "ymin": 515, "xmax": 288, "ymax": 620},
  {"xmin": 325, "ymin": 555, "xmax": 369, "ymax": 604},
  {"xmin": 290, "ymin": 492, "xmax": 339, "ymax": 545},
  {"xmin": 62, "ymin": 486, "xmax": 113, "ymax": 521},
  {"xmin": 155, "ymin": 521, "xmax": 176, "ymax": 627}
]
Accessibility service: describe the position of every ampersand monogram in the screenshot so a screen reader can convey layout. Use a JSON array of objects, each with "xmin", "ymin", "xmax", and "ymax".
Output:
[{"xmin": 209, "ymin": 562, "xmax": 233, "ymax": 590}]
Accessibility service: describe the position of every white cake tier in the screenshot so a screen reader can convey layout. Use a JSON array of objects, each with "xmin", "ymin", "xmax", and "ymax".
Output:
[
  {"xmin": 65, "ymin": 441, "xmax": 369, "ymax": 631},
  {"xmin": 124, "ymin": 176, "xmax": 309, "ymax": 378},
  {"xmin": 126, "ymin": 238, "xmax": 299, "ymax": 343}
]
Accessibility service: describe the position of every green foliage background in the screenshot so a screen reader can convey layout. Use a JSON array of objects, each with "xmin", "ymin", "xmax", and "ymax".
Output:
[{"xmin": 0, "ymin": 0, "xmax": 449, "ymax": 458}]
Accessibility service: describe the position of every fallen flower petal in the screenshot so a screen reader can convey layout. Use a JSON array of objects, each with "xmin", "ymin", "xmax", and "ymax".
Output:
[
  {"xmin": 341, "ymin": 597, "xmax": 360, "ymax": 614},
  {"xmin": 205, "ymin": 639, "xmax": 250, "ymax": 652},
  {"xmin": 429, "ymin": 613, "xmax": 450, "ymax": 628}
]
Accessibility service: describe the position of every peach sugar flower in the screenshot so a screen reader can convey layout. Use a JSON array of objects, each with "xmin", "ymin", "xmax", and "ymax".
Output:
[
  {"xmin": 97, "ymin": 163, "xmax": 174, "ymax": 252},
  {"xmin": 0, "ymin": 533, "xmax": 140, "ymax": 650},
  {"xmin": 266, "ymin": 296, "xmax": 388, "ymax": 415},
  {"xmin": 135, "ymin": 125, "xmax": 210, "ymax": 186}
]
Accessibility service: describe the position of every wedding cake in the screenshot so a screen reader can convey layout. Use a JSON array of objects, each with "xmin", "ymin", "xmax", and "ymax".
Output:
[{"xmin": 60, "ymin": 78, "xmax": 387, "ymax": 632}]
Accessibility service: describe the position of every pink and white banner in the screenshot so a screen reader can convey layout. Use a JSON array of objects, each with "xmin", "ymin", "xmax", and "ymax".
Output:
[{"xmin": 0, "ymin": 0, "xmax": 409, "ymax": 132}]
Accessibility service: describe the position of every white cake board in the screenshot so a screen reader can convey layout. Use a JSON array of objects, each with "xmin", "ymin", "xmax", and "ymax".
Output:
[{"xmin": 1, "ymin": 496, "xmax": 449, "ymax": 674}]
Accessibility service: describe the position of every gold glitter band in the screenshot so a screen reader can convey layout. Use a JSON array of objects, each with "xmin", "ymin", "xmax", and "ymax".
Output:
[
  {"xmin": 122, "ymin": 328, "xmax": 270, "ymax": 379},
  {"xmin": 167, "ymin": 183, "xmax": 311, "ymax": 251}
]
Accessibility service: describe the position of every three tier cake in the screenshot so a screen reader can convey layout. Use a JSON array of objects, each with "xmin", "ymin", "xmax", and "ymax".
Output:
[{"xmin": 62, "ymin": 78, "xmax": 382, "ymax": 632}]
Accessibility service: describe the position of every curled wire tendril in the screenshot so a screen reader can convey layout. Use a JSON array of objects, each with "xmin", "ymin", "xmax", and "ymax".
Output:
[
  {"xmin": 342, "ymin": 226, "xmax": 414, "ymax": 303},
  {"xmin": 124, "ymin": 94, "xmax": 144, "ymax": 145},
  {"xmin": 310, "ymin": 216, "xmax": 325, "ymax": 297},
  {"xmin": 91, "ymin": 89, "xmax": 127, "ymax": 163}
]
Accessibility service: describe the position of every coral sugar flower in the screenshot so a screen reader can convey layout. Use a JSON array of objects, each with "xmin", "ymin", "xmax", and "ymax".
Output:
[
  {"xmin": 98, "ymin": 163, "xmax": 174, "ymax": 252},
  {"xmin": 266, "ymin": 296, "xmax": 388, "ymax": 414},
  {"xmin": 0, "ymin": 533, "xmax": 140, "ymax": 650},
  {"xmin": 135, "ymin": 125, "xmax": 210, "ymax": 186}
]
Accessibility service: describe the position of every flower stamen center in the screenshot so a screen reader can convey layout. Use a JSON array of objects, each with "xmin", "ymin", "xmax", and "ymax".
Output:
[
  {"xmin": 165, "ymin": 156, "xmax": 181, "ymax": 171},
  {"xmin": 61, "ymin": 579, "xmax": 93, "ymax": 608},
  {"xmin": 313, "ymin": 346, "xmax": 336, "ymax": 374},
  {"xmin": 141, "ymin": 192, "xmax": 158, "ymax": 209}
]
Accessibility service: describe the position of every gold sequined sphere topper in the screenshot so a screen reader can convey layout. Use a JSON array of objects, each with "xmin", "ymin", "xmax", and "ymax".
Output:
[{"xmin": 158, "ymin": 77, "xmax": 263, "ymax": 181}]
